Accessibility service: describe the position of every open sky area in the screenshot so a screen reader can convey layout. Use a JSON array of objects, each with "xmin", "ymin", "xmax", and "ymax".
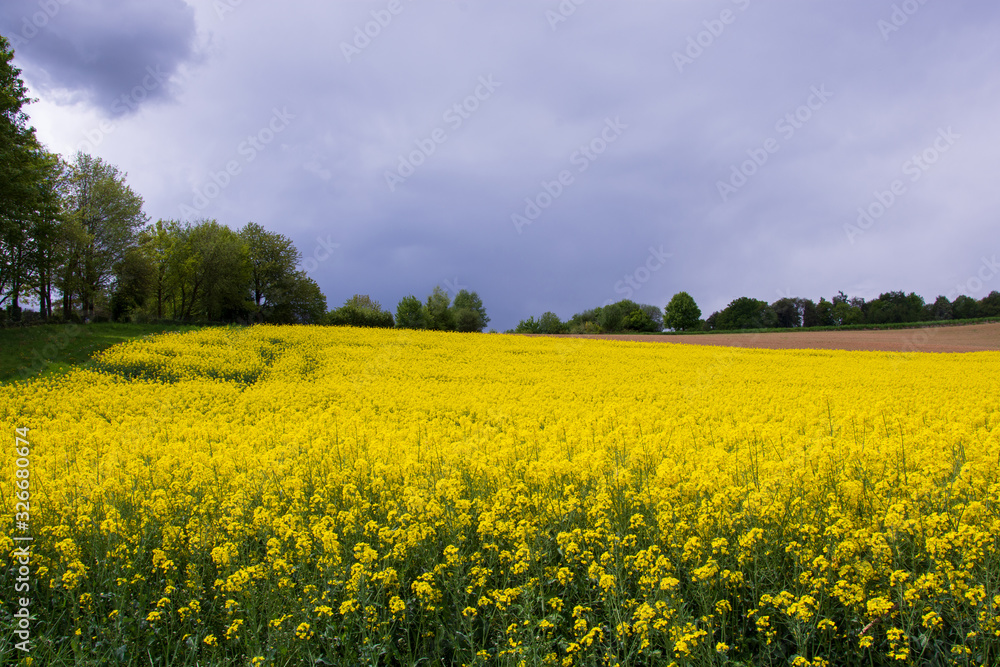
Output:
[{"xmin": 2, "ymin": 0, "xmax": 998, "ymax": 330}]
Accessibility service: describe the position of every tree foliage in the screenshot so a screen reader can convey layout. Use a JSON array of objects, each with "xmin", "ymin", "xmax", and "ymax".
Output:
[
  {"xmin": 1, "ymin": 36, "xmax": 62, "ymax": 320},
  {"xmin": 239, "ymin": 222, "xmax": 304, "ymax": 321},
  {"xmin": 453, "ymin": 289, "xmax": 490, "ymax": 333},
  {"xmin": 713, "ymin": 297, "xmax": 777, "ymax": 330},
  {"xmin": 328, "ymin": 294, "xmax": 394, "ymax": 328},
  {"xmin": 394, "ymin": 287, "xmax": 490, "ymax": 333},
  {"xmin": 60, "ymin": 152, "xmax": 149, "ymax": 318},
  {"xmin": 664, "ymin": 291, "xmax": 701, "ymax": 331},
  {"xmin": 395, "ymin": 295, "xmax": 426, "ymax": 329}
]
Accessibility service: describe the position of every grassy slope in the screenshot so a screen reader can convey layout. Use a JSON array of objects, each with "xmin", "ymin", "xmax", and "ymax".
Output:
[{"xmin": 0, "ymin": 322, "xmax": 204, "ymax": 383}]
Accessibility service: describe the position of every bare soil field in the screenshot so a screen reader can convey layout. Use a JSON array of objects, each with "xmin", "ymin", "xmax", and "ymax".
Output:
[{"xmin": 552, "ymin": 322, "xmax": 1000, "ymax": 353}]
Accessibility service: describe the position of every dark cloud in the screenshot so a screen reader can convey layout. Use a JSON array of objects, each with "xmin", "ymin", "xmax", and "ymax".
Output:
[{"xmin": 0, "ymin": 0, "xmax": 197, "ymax": 114}]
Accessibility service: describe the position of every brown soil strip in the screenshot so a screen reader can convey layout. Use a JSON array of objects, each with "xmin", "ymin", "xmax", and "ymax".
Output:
[{"xmin": 538, "ymin": 322, "xmax": 1000, "ymax": 353}]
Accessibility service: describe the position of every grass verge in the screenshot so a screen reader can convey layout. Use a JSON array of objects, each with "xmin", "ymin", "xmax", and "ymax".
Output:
[{"xmin": 0, "ymin": 322, "xmax": 205, "ymax": 383}]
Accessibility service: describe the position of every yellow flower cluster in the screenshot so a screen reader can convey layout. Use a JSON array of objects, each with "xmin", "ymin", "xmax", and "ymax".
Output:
[{"xmin": 1, "ymin": 325, "xmax": 999, "ymax": 665}]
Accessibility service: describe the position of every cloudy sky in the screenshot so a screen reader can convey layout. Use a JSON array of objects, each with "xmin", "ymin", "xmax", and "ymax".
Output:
[{"xmin": 3, "ymin": 0, "xmax": 998, "ymax": 330}]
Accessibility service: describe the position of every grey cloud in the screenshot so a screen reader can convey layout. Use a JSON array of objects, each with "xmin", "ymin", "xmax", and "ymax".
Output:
[{"xmin": 0, "ymin": 0, "xmax": 197, "ymax": 114}]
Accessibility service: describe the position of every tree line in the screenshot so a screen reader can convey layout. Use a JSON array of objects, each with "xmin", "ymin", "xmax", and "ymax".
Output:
[
  {"xmin": 512, "ymin": 299, "xmax": 663, "ymax": 334},
  {"xmin": 0, "ymin": 133, "xmax": 326, "ymax": 324},
  {"xmin": 326, "ymin": 287, "xmax": 491, "ymax": 333},
  {"xmin": 700, "ymin": 290, "xmax": 1000, "ymax": 331},
  {"xmin": 514, "ymin": 289, "xmax": 1000, "ymax": 334},
  {"xmin": 1, "ymin": 36, "xmax": 324, "ymax": 326}
]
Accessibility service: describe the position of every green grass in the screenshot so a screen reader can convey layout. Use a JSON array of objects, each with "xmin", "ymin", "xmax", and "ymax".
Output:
[{"xmin": 0, "ymin": 322, "xmax": 205, "ymax": 383}]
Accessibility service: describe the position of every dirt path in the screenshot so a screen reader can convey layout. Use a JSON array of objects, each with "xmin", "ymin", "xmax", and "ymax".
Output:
[{"xmin": 546, "ymin": 322, "xmax": 1000, "ymax": 353}]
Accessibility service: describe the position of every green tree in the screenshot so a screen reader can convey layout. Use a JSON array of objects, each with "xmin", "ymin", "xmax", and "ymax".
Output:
[
  {"xmin": 863, "ymin": 291, "xmax": 924, "ymax": 324},
  {"xmin": 25, "ymin": 155, "xmax": 68, "ymax": 319},
  {"xmin": 716, "ymin": 297, "xmax": 777, "ymax": 330},
  {"xmin": 513, "ymin": 316, "xmax": 540, "ymax": 334},
  {"xmin": 167, "ymin": 219, "xmax": 252, "ymax": 321},
  {"xmin": 979, "ymin": 291, "xmax": 1000, "ymax": 317},
  {"xmin": 800, "ymin": 298, "xmax": 820, "ymax": 327},
  {"xmin": 537, "ymin": 311, "xmax": 567, "ymax": 334},
  {"xmin": 0, "ymin": 36, "xmax": 62, "ymax": 320},
  {"xmin": 621, "ymin": 308, "xmax": 658, "ymax": 332},
  {"xmin": 664, "ymin": 292, "xmax": 701, "ymax": 331},
  {"xmin": 452, "ymin": 289, "xmax": 490, "ymax": 333},
  {"xmin": 240, "ymin": 221, "xmax": 301, "ymax": 321},
  {"xmin": 567, "ymin": 307, "xmax": 601, "ymax": 333},
  {"xmin": 831, "ymin": 291, "xmax": 864, "ymax": 325},
  {"xmin": 268, "ymin": 272, "xmax": 326, "ymax": 324},
  {"xmin": 810, "ymin": 297, "xmax": 835, "ymax": 326},
  {"xmin": 952, "ymin": 294, "xmax": 980, "ymax": 320},
  {"xmin": 328, "ymin": 294, "xmax": 393, "ymax": 328},
  {"xmin": 144, "ymin": 219, "xmax": 180, "ymax": 320},
  {"xmin": 925, "ymin": 295, "xmax": 953, "ymax": 321},
  {"xmin": 61, "ymin": 152, "xmax": 149, "ymax": 318},
  {"xmin": 395, "ymin": 295, "xmax": 426, "ymax": 329},
  {"xmin": 110, "ymin": 244, "xmax": 155, "ymax": 321},
  {"xmin": 425, "ymin": 286, "xmax": 453, "ymax": 331},
  {"xmin": 771, "ymin": 297, "xmax": 802, "ymax": 328},
  {"xmin": 596, "ymin": 300, "xmax": 632, "ymax": 332}
]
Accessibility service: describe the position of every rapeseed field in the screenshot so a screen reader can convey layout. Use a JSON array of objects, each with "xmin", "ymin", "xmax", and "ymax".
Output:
[{"xmin": 2, "ymin": 325, "xmax": 999, "ymax": 666}]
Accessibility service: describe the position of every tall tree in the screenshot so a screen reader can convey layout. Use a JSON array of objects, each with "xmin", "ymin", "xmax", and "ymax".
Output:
[
  {"xmin": 145, "ymin": 219, "xmax": 181, "ymax": 320},
  {"xmin": 174, "ymin": 219, "xmax": 252, "ymax": 321},
  {"xmin": 0, "ymin": 35, "xmax": 61, "ymax": 320},
  {"xmin": 239, "ymin": 221, "xmax": 301, "ymax": 321},
  {"xmin": 452, "ymin": 289, "xmax": 490, "ymax": 332},
  {"xmin": 61, "ymin": 152, "xmax": 148, "ymax": 318},
  {"xmin": 110, "ymin": 244, "xmax": 155, "ymax": 321},
  {"xmin": 771, "ymin": 297, "xmax": 803, "ymax": 328},
  {"xmin": 269, "ymin": 272, "xmax": 327, "ymax": 324},
  {"xmin": 27, "ymin": 154, "xmax": 69, "ymax": 318},
  {"xmin": 395, "ymin": 295, "xmax": 425, "ymax": 329},
  {"xmin": 425, "ymin": 286, "xmax": 453, "ymax": 331}
]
